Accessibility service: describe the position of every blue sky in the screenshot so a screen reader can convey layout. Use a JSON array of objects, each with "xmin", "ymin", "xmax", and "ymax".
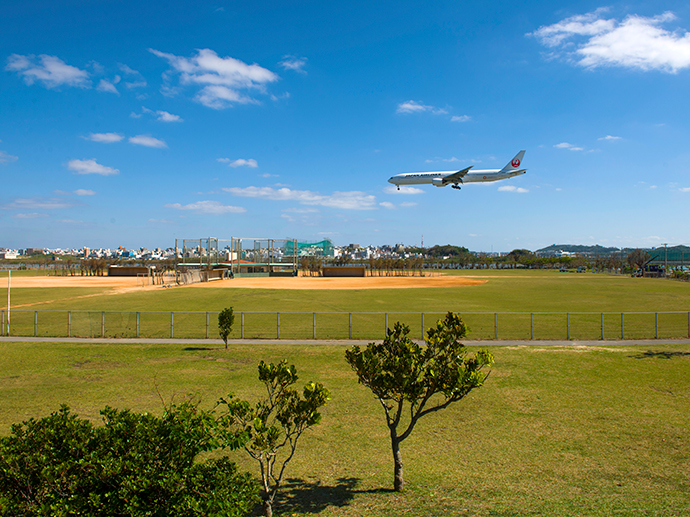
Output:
[{"xmin": 2, "ymin": 1, "xmax": 690, "ymax": 252}]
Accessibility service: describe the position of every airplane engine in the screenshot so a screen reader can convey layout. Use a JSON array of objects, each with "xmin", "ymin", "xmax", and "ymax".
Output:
[{"xmin": 431, "ymin": 178, "xmax": 445, "ymax": 187}]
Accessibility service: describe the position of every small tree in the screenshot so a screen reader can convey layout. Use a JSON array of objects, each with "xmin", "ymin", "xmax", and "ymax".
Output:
[
  {"xmin": 627, "ymin": 248, "xmax": 651, "ymax": 272},
  {"xmin": 345, "ymin": 312, "xmax": 493, "ymax": 491},
  {"xmin": 218, "ymin": 307, "xmax": 235, "ymax": 349},
  {"xmin": 217, "ymin": 360, "xmax": 330, "ymax": 517}
]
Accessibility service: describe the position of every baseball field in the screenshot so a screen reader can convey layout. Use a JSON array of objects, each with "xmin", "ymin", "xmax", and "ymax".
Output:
[{"xmin": 3, "ymin": 269, "xmax": 690, "ymax": 340}]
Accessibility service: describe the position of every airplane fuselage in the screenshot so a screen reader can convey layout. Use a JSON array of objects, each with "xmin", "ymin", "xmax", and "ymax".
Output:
[
  {"xmin": 389, "ymin": 169, "xmax": 525, "ymax": 186},
  {"xmin": 387, "ymin": 150, "xmax": 527, "ymax": 189}
]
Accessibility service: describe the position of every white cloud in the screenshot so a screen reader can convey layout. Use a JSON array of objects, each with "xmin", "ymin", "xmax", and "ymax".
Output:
[
  {"xmin": 149, "ymin": 48, "xmax": 279, "ymax": 109},
  {"xmin": 96, "ymin": 78, "xmax": 119, "ymax": 95},
  {"xmin": 2, "ymin": 197, "xmax": 76, "ymax": 210},
  {"xmin": 130, "ymin": 111, "xmax": 143, "ymax": 119},
  {"xmin": 13, "ymin": 213, "xmax": 49, "ymax": 219},
  {"xmin": 67, "ymin": 159, "xmax": 119, "ymax": 176},
  {"xmin": 218, "ymin": 158, "xmax": 258, "ymax": 168},
  {"xmin": 379, "ymin": 201, "xmax": 396, "ymax": 209},
  {"xmin": 384, "ymin": 185, "xmax": 425, "ymax": 195},
  {"xmin": 156, "ymin": 110, "xmax": 182, "ymax": 122},
  {"xmin": 599, "ymin": 135, "xmax": 622, "ymax": 141},
  {"xmin": 137, "ymin": 106, "xmax": 182, "ymax": 122},
  {"xmin": 74, "ymin": 189, "xmax": 96, "ymax": 196},
  {"xmin": 223, "ymin": 186, "xmax": 377, "ymax": 210},
  {"xmin": 6, "ymin": 54, "xmax": 90, "ymax": 88},
  {"xmin": 118, "ymin": 63, "xmax": 148, "ymax": 89},
  {"xmin": 679, "ymin": 187, "xmax": 690, "ymax": 192},
  {"xmin": 530, "ymin": 10, "xmax": 690, "ymax": 73},
  {"xmin": 279, "ymin": 55, "xmax": 308, "ymax": 73},
  {"xmin": 165, "ymin": 200, "xmax": 246, "ymax": 215},
  {"xmin": 84, "ymin": 132, "xmax": 124, "ymax": 143},
  {"xmin": 129, "ymin": 135, "xmax": 167, "ymax": 148},
  {"xmin": 400, "ymin": 202, "xmax": 417, "ymax": 208},
  {"xmin": 554, "ymin": 142, "xmax": 584, "ymax": 151},
  {"xmin": 283, "ymin": 207, "xmax": 319, "ymax": 214},
  {"xmin": 451, "ymin": 115, "xmax": 471, "ymax": 122},
  {"xmin": 425, "ymin": 157, "xmax": 460, "ymax": 163},
  {"xmin": 396, "ymin": 100, "xmax": 448, "ymax": 115},
  {"xmin": 0, "ymin": 150, "xmax": 18, "ymax": 163},
  {"xmin": 498, "ymin": 185, "xmax": 529, "ymax": 193}
]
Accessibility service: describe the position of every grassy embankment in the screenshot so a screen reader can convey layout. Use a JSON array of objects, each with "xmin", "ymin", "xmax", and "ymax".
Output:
[
  {"xmin": 1, "ymin": 340, "xmax": 688, "ymax": 515},
  {"xmin": 2, "ymin": 270, "xmax": 690, "ymax": 339}
]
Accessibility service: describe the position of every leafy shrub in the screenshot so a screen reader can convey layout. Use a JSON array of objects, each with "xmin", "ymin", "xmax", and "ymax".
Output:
[{"xmin": 0, "ymin": 403, "xmax": 258, "ymax": 516}]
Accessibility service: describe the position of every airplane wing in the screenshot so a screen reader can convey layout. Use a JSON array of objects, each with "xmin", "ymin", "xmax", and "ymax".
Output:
[{"xmin": 443, "ymin": 166, "xmax": 473, "ymax": 184}]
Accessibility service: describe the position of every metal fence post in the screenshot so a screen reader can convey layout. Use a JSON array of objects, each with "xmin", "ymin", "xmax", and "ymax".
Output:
[
  {"xmin": 655, "ymin": 312, "xmax": 659, "ymax": 339},
  {"xmin": 385, "ymin": 313, "xmax": 388, "ymax": 332},
  {"xmin": 1, "ymin": 310, "xmax": 4, "ymax": 336},
  {"xmin": 277, "ymin": 313, "xmax": 280, "ymax": 339},
  {"xmin": 601, "ymin": 313, "xmax": 604, "ymax": 340},
  {"xmin": 566, "ymin": 313, "xmax": 570, "ymax": 340},
  {"xmin": 171, "ymin": 312, "xmax": 174, "ymax": 339},
  {"xmin": 313, "ymin": 313, "xmax": 316, "ymax": 339},
  {"xmin": 206, "ymin": 312, "xmax": 209, "ymax": 339},
  {"xmin": 241, "ymin": 312, "xmax": 245, "ymax": 339},
  {"xmin": 688, "ymin": 312, "xmax": 690, "ymax": 339},
  {"xmin": 101, "ymin": 311, "xmax": 105, "ymax": 338},
  {"xmin": 34, "ymin": 311, "xmax": 38, "ymax": 337},
  {"xmin": 68, "ymin": 311, "xmax": 71, "ymax": 338},
  {"xmin": 349, "ymin": 313, "xmax": 352, "ymax": 340},
  {"xmin": 136, "ymin": 312, "xmax": 140, "ymax": 338},
  {"xmin": 621, "ymin": 313, "xmax": 624, "ymax": 339},
  {"xmin": 530, "ymin": 313, "xmax": 534, "ymax": 340}
]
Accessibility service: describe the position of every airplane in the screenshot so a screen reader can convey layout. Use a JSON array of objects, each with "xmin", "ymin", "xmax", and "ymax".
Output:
[{"xmin": 388, "ymin": 150, "xmax": 526, "ymax": 190}]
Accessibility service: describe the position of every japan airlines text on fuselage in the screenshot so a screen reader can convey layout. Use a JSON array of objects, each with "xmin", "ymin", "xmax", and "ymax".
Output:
[{"xmin": 388, "ymin": 150, "xmax": 526, "ymax": 190}]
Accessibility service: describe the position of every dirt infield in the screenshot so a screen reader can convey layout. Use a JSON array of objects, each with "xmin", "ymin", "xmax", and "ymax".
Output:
[
  {"xmin": 6, "ymin": 276, "xmax": 142, "ymax": 288},
  {"xmin": 6, "ymin": 274, "xmax": 486, "ymax": 290}
]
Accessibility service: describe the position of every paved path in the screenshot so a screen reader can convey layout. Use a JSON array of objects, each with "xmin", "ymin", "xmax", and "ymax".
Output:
[{"xmin": 2, "ymin": 336, "xmax": 690, "ymax": 346}]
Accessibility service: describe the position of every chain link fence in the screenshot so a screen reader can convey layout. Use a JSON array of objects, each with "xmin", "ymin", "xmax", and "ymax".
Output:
[{"xmin": 2, "ymin": 309, "xmax": 690, "ymax": 341}]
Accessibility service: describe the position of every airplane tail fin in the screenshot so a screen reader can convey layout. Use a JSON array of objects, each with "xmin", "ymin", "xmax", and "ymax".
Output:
[{"xmin": 500, "ymin": 150, "xmax": 526, "ymax": 172}]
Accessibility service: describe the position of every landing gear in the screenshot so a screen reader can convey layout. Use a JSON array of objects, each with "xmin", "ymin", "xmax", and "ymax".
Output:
[
  {"xmin": 397, "ymin": 186, "xmax": 400, "ymax": 191},
  {"xmin": 451, "ymin": 184, "xmax": 462, "ymax": 190}
]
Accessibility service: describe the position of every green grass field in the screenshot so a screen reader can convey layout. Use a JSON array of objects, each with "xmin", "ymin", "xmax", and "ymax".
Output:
[
  {"xmin": 3, "ymin": 270, "xmax": 690, "ymax": 340},
  {"xmin": 1, "ymin": 340, "xmax": 688, "ymax": 516}
]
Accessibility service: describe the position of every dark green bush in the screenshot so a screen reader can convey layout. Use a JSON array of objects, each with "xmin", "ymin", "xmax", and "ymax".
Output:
[{"xmin": 0, "ymin": 403, "xmax": 258, "ymax": 516}]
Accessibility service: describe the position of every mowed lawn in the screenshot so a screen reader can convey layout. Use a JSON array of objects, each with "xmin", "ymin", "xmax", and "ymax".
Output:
[{"xmin": 1, "ymin": 340, "xmax": 688, "ymax": 516}]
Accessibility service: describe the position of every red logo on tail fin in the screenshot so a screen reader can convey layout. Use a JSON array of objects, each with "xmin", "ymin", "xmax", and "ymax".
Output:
[{"xmin": 511, "ymin": 158, "xmax": 520, "ymax": 168}]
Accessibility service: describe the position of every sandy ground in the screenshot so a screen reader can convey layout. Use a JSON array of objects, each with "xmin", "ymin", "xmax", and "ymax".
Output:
[{"xmin": 6, "ymin": 274, "xmax": 486, "ymax": 290}]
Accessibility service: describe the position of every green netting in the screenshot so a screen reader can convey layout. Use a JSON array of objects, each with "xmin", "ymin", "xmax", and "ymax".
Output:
[{"xmin": 283, "ymin": 239, "xmax": 334, "ymax": 257}]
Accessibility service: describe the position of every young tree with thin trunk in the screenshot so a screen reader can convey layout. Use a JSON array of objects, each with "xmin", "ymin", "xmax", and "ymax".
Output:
[
  {"xmin": 218, "ymin": 307, "xmax": 234, "ymax": 349},
  {"xmin": 217, "ymin": 360, "xmax": 330, "ymax": 517},
  {"xmin": 345, "ymin": 312, "xmax": 493, "ymax": 491}
]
